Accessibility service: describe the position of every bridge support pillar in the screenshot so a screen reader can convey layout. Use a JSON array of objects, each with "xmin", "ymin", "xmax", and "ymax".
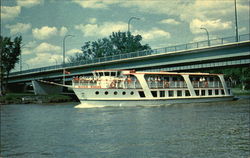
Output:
[{"xmin": 32, "ymin": 80, "xmax": 62, "ymax": 95}]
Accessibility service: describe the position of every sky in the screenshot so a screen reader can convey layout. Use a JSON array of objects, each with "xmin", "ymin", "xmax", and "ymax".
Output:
[{"xmin": 1, "ymin": 0, "xmax": 249, "ymax": 71}]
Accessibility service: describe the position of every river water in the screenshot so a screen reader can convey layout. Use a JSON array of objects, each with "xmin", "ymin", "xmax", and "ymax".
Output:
[{"xmin": 1, "ymin": 97, "xmax": 249, "ymax": 158}]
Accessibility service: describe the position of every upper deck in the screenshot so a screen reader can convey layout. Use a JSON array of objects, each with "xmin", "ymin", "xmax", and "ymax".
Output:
[{"xmin": 72, "ymin": 70, "xmax": 229, "ymax": 89}]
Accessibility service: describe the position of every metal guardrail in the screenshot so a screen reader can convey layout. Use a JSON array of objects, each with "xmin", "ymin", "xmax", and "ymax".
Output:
[{"xmin": 10, "ymin": 34, "xmax": 250, "ymax": 76}]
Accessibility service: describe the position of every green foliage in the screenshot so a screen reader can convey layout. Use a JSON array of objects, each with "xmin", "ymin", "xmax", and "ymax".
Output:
[
  {"xmin": 207, "ymin": 67, "xmax": 250, "ymax": 90},
  {"xmin": 68, "ymin": 31, "xmax": 151, "ymax": 62},
  {"xmin": 0, "ymin": 36, "xmax": 22, "ymax": 74},
  {"xmin": 0, "ymin": 35, "xmax": 22, "ymax": 96}
]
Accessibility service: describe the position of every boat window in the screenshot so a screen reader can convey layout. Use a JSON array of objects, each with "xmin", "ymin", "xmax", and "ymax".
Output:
[
  {"xmin": 138, "ymin": 91, "xmax": 146, "ymax": 98},
  {"xmin": 114, "ymin": 91, "xmax": 118, "ymax": 95},
  {"xmin": 177, "ymin": 90, "xmax": 182, "ymax": 97},
  {"xmin": 130, "ymin": 91, "xmax": 134, "ymax": 95},
  {"xmin": 104, "ymin": 72, "xmax": 109, "ymax": 76},
  {"xmin": 111, "ymin": 72, "xmax": 116, "ymax": 76},
  {"xmin": 201, "ymin": 90, "xmax": 206, "ymax": 96},
  {"xmin": 221, "ymin": 89, "xmax": 225, "ymax": 95},
  {"xmin": 117, "ymin": 71, "xmax": 121, "ymax": 76},
  {"xmin": 215, "ymin": 89, "xmax": 219, "ymax": 95},
  {"xmin": 208, "ymin": 90, "xmax": 212, "ymax": 95},
  {"xmin": 99, "ymin": 72, "xmax": 104, "ymax": 76},
  {"xmin": 151, "ymin": 91, "xmax": 157, "ymax": 97},
  {"xmin": 160, "ymin": 91, "xmax": 165, "ymax": 97},
  {"xmin": 105, "ymin": 91, "xmax": 108, "ymax": 95},
  {"xmin": 169, "ymin": 91, "xmax": 174, "ymax": 97},
  {"xmin": 195, "ymin": 90, "xmax": 199, "ymax": 96},
  {"xmin": 185, "ymin": 90, "xmax": 190, "ymax": 96},
  {"xmin": 122, "ymin": 91, "xmax": 126, "ymax": 95},
  {"xmin": 95, "ymin": 91, "xmax": 99, "ymax": 95}
]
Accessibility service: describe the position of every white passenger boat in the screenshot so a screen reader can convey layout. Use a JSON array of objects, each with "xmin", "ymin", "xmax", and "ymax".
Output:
[{"xmin": 72, "ymin": 69, "xmax": 234, "ymax": 107}]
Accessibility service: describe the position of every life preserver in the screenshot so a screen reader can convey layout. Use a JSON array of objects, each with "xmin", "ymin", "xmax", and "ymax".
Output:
[
  {"xmin": 164, "ymin": 81, "xmax": 169, "ymax": 88},
  {"xmin": 110, "ymin": 81, "xmax": 116, "ymax": 88}
]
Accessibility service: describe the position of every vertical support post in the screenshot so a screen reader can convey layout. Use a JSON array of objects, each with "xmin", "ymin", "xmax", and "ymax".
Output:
[
  {"xmin": 234, "ymin": 0, "xmax": 239, "ymax": 42},
  {"xmin": 218, "ymin": 75, "xmax": 229, "ymax": 95},
  {"xmin": 182, "ymin": 75, "xmax": 196, "ymax": 96}
]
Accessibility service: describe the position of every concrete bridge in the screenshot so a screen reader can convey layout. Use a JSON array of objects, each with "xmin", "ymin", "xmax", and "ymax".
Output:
[{"xmin": 6, "ymin": 34, "xmax": 250, "ymax": 94}]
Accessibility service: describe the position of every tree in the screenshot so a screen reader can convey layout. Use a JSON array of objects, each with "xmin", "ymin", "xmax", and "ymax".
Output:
[
  {"xmin": 68, "ymin": 31, "xmax": 150, "ymax": 62},
  {"xmin": 0, "ymin": 35, "xmax": 22, "ymax": 96},
  {"xmin": 207, "ymin": 67, "xmax": 250, "ymax": 90}
]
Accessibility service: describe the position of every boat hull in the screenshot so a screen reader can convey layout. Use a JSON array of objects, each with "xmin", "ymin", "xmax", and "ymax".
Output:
[{"xmin": 74, "ymin": 96, "xmax": 235, "ymax": 108}]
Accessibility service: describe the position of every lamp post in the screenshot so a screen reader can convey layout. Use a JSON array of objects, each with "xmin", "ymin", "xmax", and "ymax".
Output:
[
  {"xmin": 62, "ymin": 34, "xmax": 74, "ymax": 85},
  {"xmin": 234, "ymin": 0, "xmax": 239, "ymax": 42},
  {"xmin": 128, "ymin": 17, "xmax": 140, "ymax": 33},
  {"xmin": 19, "ymin": 44, "xmax": 27, "ymax": 72},
  {"xmin": 200, "ymin": 27, "xmax": 210, "ymax": 46}
]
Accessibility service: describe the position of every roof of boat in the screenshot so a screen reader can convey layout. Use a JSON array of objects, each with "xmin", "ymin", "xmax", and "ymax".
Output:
[{"xmin": 93, "ymin": 69, "xmax": 223, "ymax": 76}]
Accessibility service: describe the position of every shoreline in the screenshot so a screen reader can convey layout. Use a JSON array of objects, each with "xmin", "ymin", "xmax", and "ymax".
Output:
[{"xmin": 0, "ymin": 93, "xmax": 76, "ymax": 105}]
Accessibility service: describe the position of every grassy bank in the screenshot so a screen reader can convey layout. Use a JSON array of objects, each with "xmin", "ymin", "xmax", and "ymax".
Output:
[
  {"xmin": 0, "ymin": 93, "xmax": 73, "ymax": 105},
  {"xmin": 232, "ymin": 88, "xmax": 250, "ymax": 96}
]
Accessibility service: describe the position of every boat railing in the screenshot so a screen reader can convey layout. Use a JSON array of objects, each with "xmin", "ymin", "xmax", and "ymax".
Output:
[
  {"xmin": 72, "ymin": 77, "xmax": 143, "ymax": 89},
  {"xmin": 192, "ymin": 81, "xmax": 223, "ymax": 88},
  {"xmin": 148, "ymin": 81, "xmax": 188, "ymax": 89}
]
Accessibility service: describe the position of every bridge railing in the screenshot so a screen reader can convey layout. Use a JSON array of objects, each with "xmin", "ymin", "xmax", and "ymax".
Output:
[{"xmin": 10, "ymin": 33, "xmax": 250, "ymax": 76}]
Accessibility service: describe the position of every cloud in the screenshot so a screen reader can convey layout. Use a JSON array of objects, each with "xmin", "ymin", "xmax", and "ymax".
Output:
[
  {"xmin": 72, "ymin": 0, "xmax": 119, "ymax": 9},
  {"xmin": 135, "ymin": 28, "xmax": 171, "ymax": 41},
  {"xmin": 5, "ymin": 23, "xmax": 32, "ymax": 35},
  {"xmin": 75, "ymin": 21, "xmax": 127, "ymax": 37},
  {"xmin": 1, "ymin": 6, "xmax": 21, "ymax": 20},
  {"xmin": 239, "ymin": 27, "xmax": 247, "ymax": 33},
  {"xmin": 26, "ymin": 53, "xmax": 62, "ymax": 68},
  {"xmin": 191, "ymin": 34, "xmax": 219, "ymax": 43},
  {"xmin": 190, "ymin": 19, "xmax": 232, "ymax": 34},
  {"xmin": 22, "ymin": 41, "xmax": 37, "ymax": 55},
  {"xmin": 160, "ymin": 18, "xmax": 180, "ymax": 25},
  {"xmin": 32, "ymin": 26, "xmax": 57, "ymax": 40},
  {"xmin": 89, "ymin": 18, "xmax": 97, "ymax": 24},
  {"xmin": 34, "ymin": 42, "xmax": 61, "ymax": 53},
  {"xmin": 25, "ymin": 42, "xmax": 62, "ymax": 68},
  {"xmin": 66, "ymin": 48, "xmax": 82, "ymax": 56},
  {"xmin": 16, "ymin": 0, "xmax": 44, "ymax": 8},
  {"xmin": 32, "ymin": 26, "xmax": 68, "ymax": 40},
  {"xmin": 59, "ymin": 26, "xmax": 68, "ymax": 36}
]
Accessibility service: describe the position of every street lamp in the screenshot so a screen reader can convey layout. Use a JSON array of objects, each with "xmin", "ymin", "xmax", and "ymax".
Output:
[
  {"xmin": 62, "ymin": 34, "xmax": 74, "ymax": 85},
  {"xmin": 128, "ymin": 17, "xmax": 140, "ymax": 33},
  {"xmin": 200, "ymin": 27, "xmax": 210, "ymax": 46},
  {"xmin": 234, "ymin": 0, "xmax": 239, "ymax": 42}
]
